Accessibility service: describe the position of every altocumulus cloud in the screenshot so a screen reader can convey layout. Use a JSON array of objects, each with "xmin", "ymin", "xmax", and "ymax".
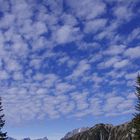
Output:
[{"xmin": 0, "ymin": 0, "xmax": 140, "ymax": 124}]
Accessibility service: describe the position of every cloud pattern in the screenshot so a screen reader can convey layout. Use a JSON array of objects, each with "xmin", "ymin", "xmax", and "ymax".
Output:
[{"xmin": 0, "ymin": 0, "xmax": 140, "ymax": 124}]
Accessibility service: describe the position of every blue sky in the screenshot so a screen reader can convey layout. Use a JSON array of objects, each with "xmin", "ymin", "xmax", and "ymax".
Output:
[{"xmin": 0, "ymin": 0, "xmax": 140, "ymax": 140}]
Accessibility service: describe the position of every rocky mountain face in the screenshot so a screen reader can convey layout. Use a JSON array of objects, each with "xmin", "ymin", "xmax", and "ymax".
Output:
[
  {"xmin": 61, "ymin": 127, "xmax": 89, "ymax": 140},
  {"xmin": 64, "ymin": 123, "xmax": 132, "ymax": 140}
]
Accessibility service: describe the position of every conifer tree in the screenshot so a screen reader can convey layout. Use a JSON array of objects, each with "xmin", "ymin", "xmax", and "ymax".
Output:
[
  {"xmin": 0, "ymin": 97, "xmax": 7, "ymax": 140},
  {"xmin": 132, "ymin": 75, "xmax": 140, "ymax": 140}
]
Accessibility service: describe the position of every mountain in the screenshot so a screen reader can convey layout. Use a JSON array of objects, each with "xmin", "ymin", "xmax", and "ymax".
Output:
[
  {"xmin": 63, "ymin": 122, "xmax": 132, "ymax": 140},
  {"xmin": 34, "ymin": 137, "xmax": 48, "ymax": 140},
  {"xmin": 22, "ymin": 138, "xmax": 31, "ymax": 140},
  {"xmin": 7, "ymin": 137, "xmax": 48, "ymax": 140},
  {"xmin": 61, "ymin": 127, "xmax": 89, "ymax": 140}
]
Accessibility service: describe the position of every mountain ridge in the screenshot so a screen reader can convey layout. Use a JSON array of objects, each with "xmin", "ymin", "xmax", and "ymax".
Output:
[
  {"xmin": 64, "ymin": 122, "xmax": 132, "ymax": 140},
  {"xmin": 61, "ymin": 127, "xmax": 89, "ymax": 140}
]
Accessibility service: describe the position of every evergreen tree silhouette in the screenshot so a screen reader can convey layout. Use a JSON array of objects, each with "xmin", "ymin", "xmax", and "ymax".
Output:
[
  {"xmin": 132, "ymin": 75, "xmax": 140, "ymax": 140},
  {"xmin": 0, "ymin": 97, "xmax": 7, "ymax": 140}
]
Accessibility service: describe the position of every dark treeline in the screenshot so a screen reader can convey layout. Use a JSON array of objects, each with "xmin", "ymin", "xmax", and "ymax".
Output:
[
  {"xmin": 132, "ymin": 75, "xmax": 140, "ymax": 140},
  {"xmin": 0, "ymin": 97, "xmax": 7, "ymax": 140}
]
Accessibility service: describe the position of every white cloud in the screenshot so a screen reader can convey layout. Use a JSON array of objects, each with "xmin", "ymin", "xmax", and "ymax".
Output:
[
  {"xmin": 127, "ymin": 93, "xmax": 137, "ymax": 99},
  {"xmin": 71, "ymin": 92, "xmax": 89, "ymax": 110},
  {"xmin": 0, "ymin": 70, "xmax": 9, "ymax": 80},
  {"xmin": 124, "ymin": 46, "xmax": 140, "ymax": 59},
  {"xmin": 104, "ymin": 44, "xmax": 127, "ymax": 55},
  {"xmin": 69, "ymin": 60, "xmax": 91, "ymax": 78},
  {"xmin": 77, "ymin": 42, "xmax": 101, "ymax": 50},
  {"xmin": 113, "ymin": 5, "xmax": 133, "ymax": 21},
  {"xmin": 5, "ymin": 59, "xmax": 21, "ymax": 72},
  {"xmin": 113, "ymin": 59, "xmax": 129, "ymax": 69},
  {"xmin": 55, "ymin": 82, "xmax": 75, "ymax": 94},
  {"xmin": 125, "ymin": 71, "xmax": 139, "ymax": 80},
  {"xmin": 30, "ymin": 58, "xmax": 42, "ymax": 70},
  {"xmin": 0, "ymin": 13, "xmax": 15, "ymax": 29},
  {"xmin": 117, "ymin": 100, "xmax": 134, "ymax": 111},
  {"xmin": 57, "ymin": 101, "xmax": 75, "ymax": 115},
  {"xmin": 104, "ymin": 96, "xmax": 124, "ymax": 112},
  {"xmin": 61, "ymin": 14, "xmax": 78, "ymax": 26},
  {"xmin": 33, "ymin": 73, "xmax": 46, "ymax": 81},
  {"xmin": 84, "ymin": 18, "xmax": 107, "ymax": 33},
  {"xmin": 66, "ymin": 0, "xmax": 106, "ymax": 20},
  {"xmin": 33, "ymin": 21, "xmax": 48, "ymax": 35},
  {"xmin": 127, "ymin": 28, "xmax": 140, "ymax": 43},
  {"xmin": 12, "ymin": 71, "xmax": 23, "ymax": 81},
  {"xmin": 92, "ymin": 73, "xmax": 102, "ymax": 84},
  {"xmin": 89, "ymin": 97, "xmax": 103, "ymax": 116},
  {"xmin": 55, "ymin": 25, "xmax": 80, "ymax": 44},
  {"xmin": 43, "ymin": 74, "xmax": 59, "ymax": 88},
  {"xmin": 56, "ymin": 25, "xmax": 72, "ymax": 44},
  {"xmin": 98, "ymin": 57, "xmax": 120, "ymax": 69}
]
